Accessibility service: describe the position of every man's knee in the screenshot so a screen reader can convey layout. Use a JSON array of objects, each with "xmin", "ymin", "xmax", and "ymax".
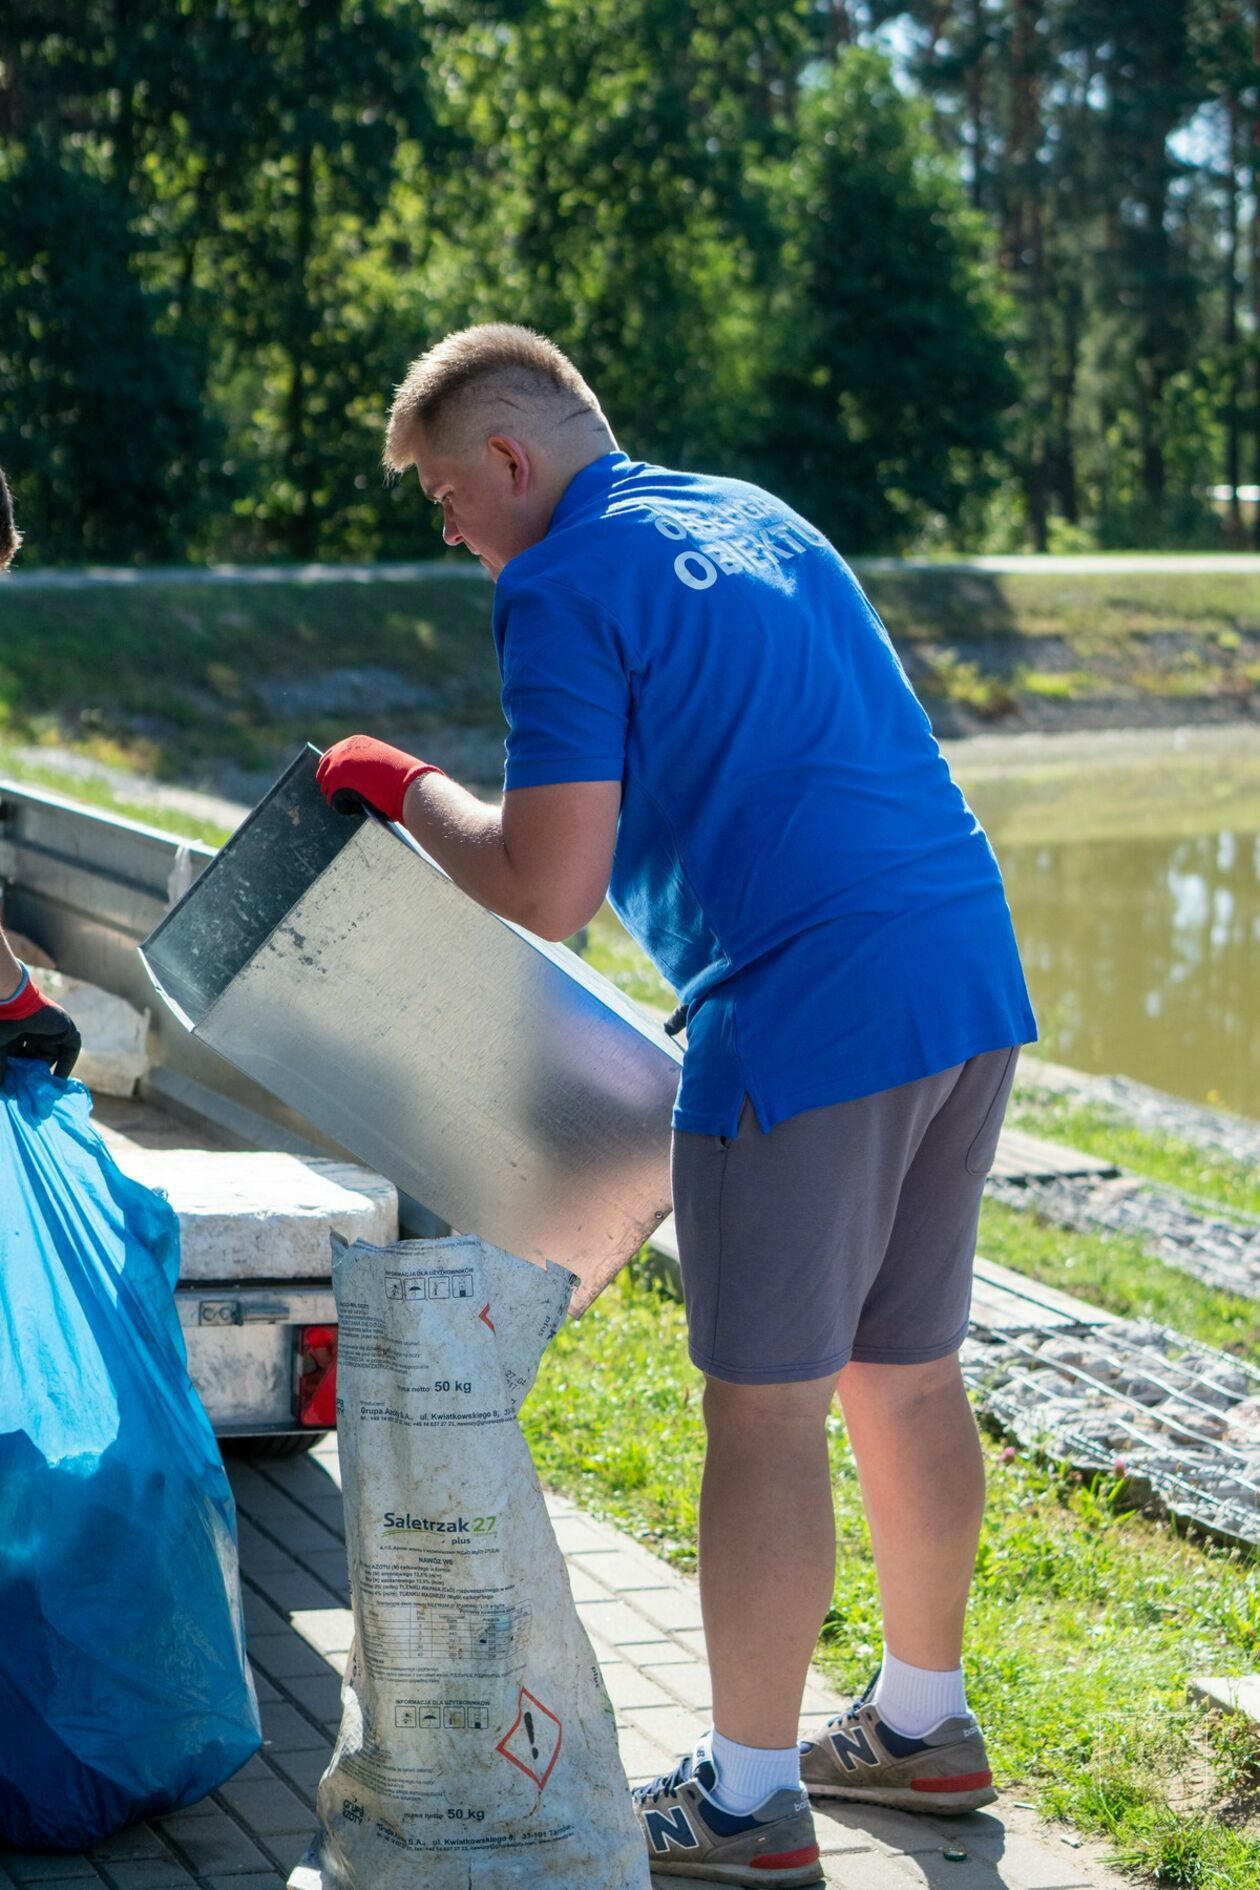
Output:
[
  {"xmin": 838, "ymin": 1350, "xmax": 966, "ymax": 1416},
  {"xmin": 703, "ymin": 1370, "xmax": 839, "ymax": 1433}
]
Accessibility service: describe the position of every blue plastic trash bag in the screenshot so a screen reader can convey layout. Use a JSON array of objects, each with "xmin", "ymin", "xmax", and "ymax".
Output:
[{"xmin": 0, "ymin": 1060, "xmax": 261, "ymax": 1850}]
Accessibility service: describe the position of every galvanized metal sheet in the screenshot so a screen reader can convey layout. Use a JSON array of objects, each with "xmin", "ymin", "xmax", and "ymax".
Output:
[{"xmin": 142, "ymin": 750, "xmax": 682, "ymax": 1313}]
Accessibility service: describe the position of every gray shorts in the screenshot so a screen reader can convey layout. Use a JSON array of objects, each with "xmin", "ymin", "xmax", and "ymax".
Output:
[{"xmin": 670, "ymin": 1047, "xmax": 1019, "ymax": 1384}]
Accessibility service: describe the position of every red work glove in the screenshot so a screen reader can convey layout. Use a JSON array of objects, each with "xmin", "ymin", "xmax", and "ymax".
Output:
[
  {"xmin": 0, "ymin": 970, "xmax": 82, "ymax": 1080},
  {"xmin": 315, "ymin": 736, "xmax": 445, "ymax": 823}
]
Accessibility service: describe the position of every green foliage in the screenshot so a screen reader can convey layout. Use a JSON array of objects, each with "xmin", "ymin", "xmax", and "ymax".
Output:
[
  {"xmin": 0, "ymin": 4, "xmax": 1248, "ymax": 560},
  {"xmin": 176, "ymin": 0, "xmax": 443, "ymax": 557},
  {"xmin": 977, "ymin": 1196, "xmax": 1260, "ymax": 1358},
  {"xmin": 0, "ymin": 143, "xmax": 218, "ymax": 561},
  {"xmin": 1010, "ymin": 1088, "xmax": 1260, "ymax": 1217},
  {"xmin": 761, "ymin": 49, "xmax": 1017, "ymax": 550},
  {"xmin": 0, "ymin": 575, "xmax": 499, "ymax": 777},
  {"xmin": 438, "ymin": 0, "xmax": 811, "ymax": 467},
  {"xmin": 888, "ymin": 0, "xmax": 1244, "ymax": 550}
]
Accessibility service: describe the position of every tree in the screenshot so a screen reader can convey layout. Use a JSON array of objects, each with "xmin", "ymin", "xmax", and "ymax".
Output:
[
  {"xmin": 0, "ymin": 0, "xmax": 1241, "ymax": 559},
  {"xmin": 161, "ymin": 0, "xmax": 444, "ymax": 558},
  {"xmin": 435, "ymin": 0, "xmax": 813, "ymax": 466},
  {"xmin": 1191, "ymin": 0, "xmax": 1260, "ymax": 545},
  {"xmin": 1069, "ymin": 1, "xmax": 1205, "ymax": 526},
  {"xmin": 0, "ymin": 4, "xmax": 218, "ymax": 561},
  {"xmin": 760, "ymin": 47, "xmax": 1018, "ymax": 550}
]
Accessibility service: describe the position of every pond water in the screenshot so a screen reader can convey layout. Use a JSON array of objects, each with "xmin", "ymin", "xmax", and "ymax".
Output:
[{"xmin": 955, "ymin": 727, "xmax": 1260, "ymax": 1122}]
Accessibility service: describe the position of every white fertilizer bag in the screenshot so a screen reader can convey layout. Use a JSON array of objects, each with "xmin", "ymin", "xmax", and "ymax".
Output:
[{"xmin": 288, "ymin": 1235, "xmax": 649, "ymax": 1890}]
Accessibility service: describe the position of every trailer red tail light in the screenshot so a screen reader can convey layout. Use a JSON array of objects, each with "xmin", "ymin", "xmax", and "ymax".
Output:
[{"xmin": 296, "ymin": 1324, "xmax": 338, "ymax": 1429}]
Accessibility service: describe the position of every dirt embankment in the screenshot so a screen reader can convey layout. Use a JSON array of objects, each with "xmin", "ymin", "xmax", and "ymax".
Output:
[
  {"xmin": 1, "ymin": 565, "xmax": 1257, "ymax": 804},
  {"xmin": 863, "ymin": 568, "xmax": 1260, "ymax": 738}
]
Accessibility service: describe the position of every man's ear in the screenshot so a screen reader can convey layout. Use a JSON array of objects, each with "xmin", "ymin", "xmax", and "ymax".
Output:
[{"xmin": 487, "ymin": 434, "xmax": 532, "ymax": 495}]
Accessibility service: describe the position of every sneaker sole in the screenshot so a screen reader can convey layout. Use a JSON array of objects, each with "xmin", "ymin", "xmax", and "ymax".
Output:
[
  {"xmin": 648, "ymin": 1859, "xmax": 825, "ymax": 1886},
  {"xmin": 806, "ymin": 1779, "xmax": 997, "ymax": 1815}
]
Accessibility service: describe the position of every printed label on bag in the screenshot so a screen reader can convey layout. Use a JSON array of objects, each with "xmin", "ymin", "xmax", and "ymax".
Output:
[
  {"xmin": 393, "ymin": 1699, "xmax": 491, "ymax": 1731},
  {"xmin": 386, "ymin": 1268, "xmax": 476, "ymax": 1303},
  {"xmin": 358, "ymin": 1599, "xmax": 533, "ymax": 1682},
  {"xmin": 497, "ymin": 1688, "xmax": 563, "ymax": 1790}
]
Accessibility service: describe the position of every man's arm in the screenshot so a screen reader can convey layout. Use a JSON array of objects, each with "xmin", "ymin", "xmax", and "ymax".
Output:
[
  {"xmin": 401, "ymin": 773, "xmax": 621, "ymax": 943},
  {"xmin": 315, "ymin": 735, "xmax": 620, "ymax": 943}
]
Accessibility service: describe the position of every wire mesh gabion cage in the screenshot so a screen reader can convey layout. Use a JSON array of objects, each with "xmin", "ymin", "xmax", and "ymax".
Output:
[{"xmin": 962, "ymin": 1318, "xmax": 1260, "ymax": 1548}]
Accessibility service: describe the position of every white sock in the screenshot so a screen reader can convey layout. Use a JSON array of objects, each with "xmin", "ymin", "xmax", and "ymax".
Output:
[
  {"xmin": 699, "ymin": 1727, "xmax": 802, "ymax": 1814},
  {"xmin": 871, "ymin": 1644, "xmax": 968, "ymax": 1737}
]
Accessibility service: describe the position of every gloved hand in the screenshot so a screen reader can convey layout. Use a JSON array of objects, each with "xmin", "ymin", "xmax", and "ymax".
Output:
[
  {"xmin": 0, "ymin": 971, "xmax": 81, "ymax": 1080},
  {"xmin": 315, "ymin": 735, "xmax": 445, "ymax": 822}
]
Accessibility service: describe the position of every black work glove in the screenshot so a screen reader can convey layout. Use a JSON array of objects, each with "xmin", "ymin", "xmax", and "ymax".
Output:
[{"xmin": 0, "ymin": 974, "xmax": 82, "ymax": 1080}]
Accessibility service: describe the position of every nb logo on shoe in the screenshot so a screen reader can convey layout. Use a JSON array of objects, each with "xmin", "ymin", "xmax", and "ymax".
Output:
[
  {"xmin": 644, "ymin": 1805, "xmax": 700, "ymax": 1854},
  {"xmin": 828, "ymin": 1723, "xmax": 878, "ymax": 1769}
]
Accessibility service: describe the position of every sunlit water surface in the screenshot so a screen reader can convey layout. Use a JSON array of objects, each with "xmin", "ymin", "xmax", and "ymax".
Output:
[{"xmin": 957, "ymin": 728, "xmax": 1260, "ymax": 1121}]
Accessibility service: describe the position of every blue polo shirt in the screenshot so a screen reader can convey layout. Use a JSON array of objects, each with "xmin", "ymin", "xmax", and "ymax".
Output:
[{"xmin": 492, "ymin": 452, "xmax": 1036, "ymax": 1139}]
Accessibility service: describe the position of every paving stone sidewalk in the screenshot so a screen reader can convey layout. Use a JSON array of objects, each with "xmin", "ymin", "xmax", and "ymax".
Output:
[{"xmin": 0, "ymin": 1438, "xmax": 1129, "ymax": 1890}]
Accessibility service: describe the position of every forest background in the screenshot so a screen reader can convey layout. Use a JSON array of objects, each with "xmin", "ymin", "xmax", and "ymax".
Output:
[{"xmin": 1, "ymin": 0, "xmax": 1256, "ymax": 567}]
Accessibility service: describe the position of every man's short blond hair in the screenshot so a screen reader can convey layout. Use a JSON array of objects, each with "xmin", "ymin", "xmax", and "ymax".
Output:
[
  {"xmin": 0, "ymin": 466, "xmax": 21, "ymax": 571},
  {"xmin": 385, "ymin": 323, "xmax": 603, "ymax": 471}
]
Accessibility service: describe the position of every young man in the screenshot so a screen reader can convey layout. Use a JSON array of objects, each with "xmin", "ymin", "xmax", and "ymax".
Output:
[
  {"xmin": 0, "ymin": 468, "xmax": 80, "ymax": 1080},
  {"xmin": 317, "ymin": 325, "xmax": 1036, "ymax": 1886}
]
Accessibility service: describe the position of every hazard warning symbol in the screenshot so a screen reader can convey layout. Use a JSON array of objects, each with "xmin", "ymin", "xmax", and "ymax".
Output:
[{"xmin": 496, "ymin": 1686, "xmax": 562, "ymax": 1790}]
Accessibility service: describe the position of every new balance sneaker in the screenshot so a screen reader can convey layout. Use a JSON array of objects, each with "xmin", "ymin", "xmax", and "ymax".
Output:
[
  {"xmin": 800, "ymin": 1676, "xmax": 996, "ymax": 1815},
  {"xmin": 632, "ymin": 1750, "xmax": 824, "ymax": 1885}
]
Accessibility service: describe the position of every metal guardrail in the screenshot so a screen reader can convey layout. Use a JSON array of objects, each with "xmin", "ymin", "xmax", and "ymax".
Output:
[{"xmin": 0, "ymin": 775, "xmax": 445, "ymax": 1234}]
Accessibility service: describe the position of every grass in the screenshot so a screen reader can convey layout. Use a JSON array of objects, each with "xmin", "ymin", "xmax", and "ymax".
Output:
[
  {"xmin": 574, "ymin": 903, "xmax": 677, "ymax": 1015},
  {"xmin": 1009, "ymin": 1087, "xmax": 1260, "ymax": 1219},
  {"xmin": 0, "ymin": 746, "xmax": 235, "ymax": 848},
  {"xmin": 8, "ymin": 645, "xmax": 1260, "ymax": 1878},
  {"xmin": 518, "ymin": 991, "xmax": 1260, "ymax": 1880},
  {"xmin": 0, "ymin": 575, "xmax": 500, "ymax": 780},
  {"xmin": 863, "ymin": 569, "xmax": 1260, "ymax": 647},
  {"xmin": 861, "ymin": 569, "xmax": 1260, "ymax": 721},
  {"xmin": 977, "ymin": 1197, "xmax": 1260, "ymax": 1357},
  {"xmin": 523, "ymin": 1270, "xmax": 1260, "ymax": 1886},
  {"xmin": 1, "ymin": 567, "xmax": 1257, "ymax": 790},
  {"xmin": 1021, "ymin": 667, "xmax": 1099, "ymax": 700}
]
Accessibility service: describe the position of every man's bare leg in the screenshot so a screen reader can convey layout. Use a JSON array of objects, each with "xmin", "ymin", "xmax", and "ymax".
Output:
[
  {"xmin": 699, "ymin": 1353, "xmax": 984, "ymax": 1747},
  {"xmin": 835, "ymin": 1351, "xmax": 985, "ymax": 1670},
  {"xmin": 700, "ymin": 1372, "xmax": 840, "ymax": 1749}
]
